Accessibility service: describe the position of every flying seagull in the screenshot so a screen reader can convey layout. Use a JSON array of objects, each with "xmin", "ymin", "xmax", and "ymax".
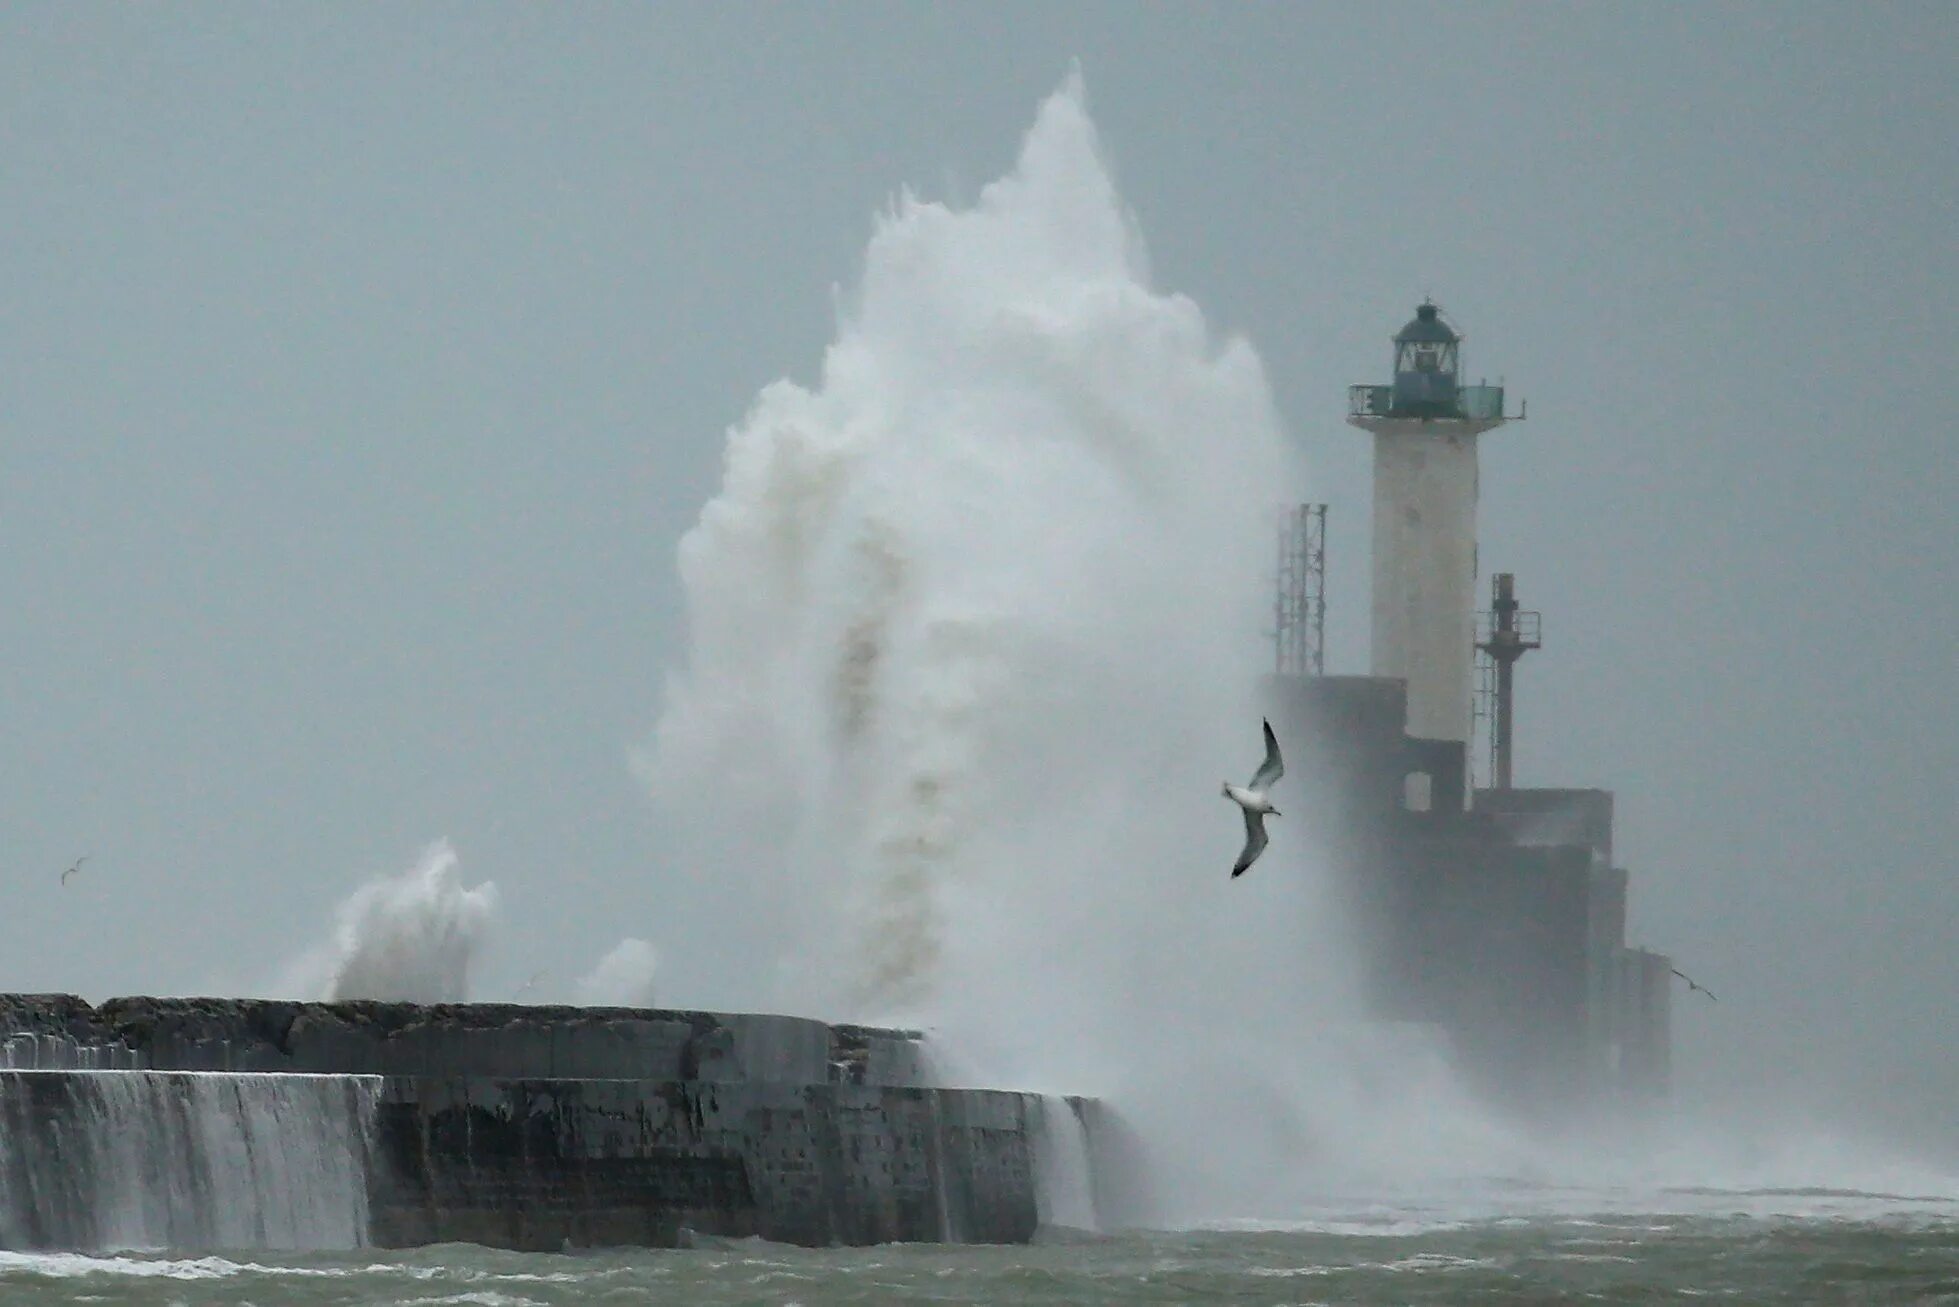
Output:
[
  {"xmin": 60, "ymin": 856, "xmax": 88, "ymax": 887},
  {"xmin": 1671, "ymin": 967, "xmax": 1717, "ymax": 1002},
  {"xmin": 1223, "ymin": 719, "xmax": 1285, "ymax": 878}
]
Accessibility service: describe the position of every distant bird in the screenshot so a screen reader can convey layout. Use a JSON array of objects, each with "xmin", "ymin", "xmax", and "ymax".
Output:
[
  {"xmin": 60, "ymin": 856, "xmax": 88, "ymax": 887},
  {"xmin": 511, "ymin": 971, "xmax": 547, "ymax": 1001},
  {"xmin": 1671, "ymin": 967, "xmax": 1717, "ymax": 1002},
  {"xmin": 1223, "ymin": 719, "xmax": 1285, "ymax": 878}
]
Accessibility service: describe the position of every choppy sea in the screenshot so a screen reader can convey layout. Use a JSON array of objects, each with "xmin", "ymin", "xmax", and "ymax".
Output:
[{"xmin": 4, "ymin": 1185, "xmax": 1955, "ymax": 1305}]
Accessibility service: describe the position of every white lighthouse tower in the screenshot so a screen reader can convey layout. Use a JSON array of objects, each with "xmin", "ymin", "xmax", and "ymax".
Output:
[{"xmin": 1347, "ymin": 302, "xmax": 1518, "ymax": 762}]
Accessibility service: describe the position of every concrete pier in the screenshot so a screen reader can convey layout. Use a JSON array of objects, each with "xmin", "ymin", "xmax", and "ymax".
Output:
[{"xmin": 0, "ymin": 996, "xmax": 1088, "ymax": 1252}]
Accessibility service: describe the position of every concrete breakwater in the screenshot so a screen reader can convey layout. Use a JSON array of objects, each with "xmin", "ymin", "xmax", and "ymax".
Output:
[{"xmin": 0, "ymin": 995, "xmax": 1102, "ymax": 1252}]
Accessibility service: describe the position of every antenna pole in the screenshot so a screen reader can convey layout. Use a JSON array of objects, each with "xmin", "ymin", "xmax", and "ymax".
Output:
[
  {"xmin": 1474, "ymin": 572, "xmax": 1541, "ymax": 788},
  {"xmin": 1275, "ymin": 504, "xmax": 1327, "ymax": 676}
]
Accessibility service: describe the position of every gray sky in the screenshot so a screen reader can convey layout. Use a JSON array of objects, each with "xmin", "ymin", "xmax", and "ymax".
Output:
[{"xmin": 3, "ymin": 4, "xmax": 1954, "ymax": 1154}]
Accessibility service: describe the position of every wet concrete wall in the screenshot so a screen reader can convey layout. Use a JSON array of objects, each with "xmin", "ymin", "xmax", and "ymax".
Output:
[
  {"xmin": 366, "ymin": 1076, "xmax": 1037, "ymax": 1250},
  {"xmin": 0, "ymin": 996, "xmax": 1044, "ymax": 1251}
]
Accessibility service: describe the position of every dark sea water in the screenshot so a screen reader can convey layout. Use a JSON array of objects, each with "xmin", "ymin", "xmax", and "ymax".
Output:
[{"xmin": 5, "ymin": 1188, "xmax": 1955, "ymax": 1306}]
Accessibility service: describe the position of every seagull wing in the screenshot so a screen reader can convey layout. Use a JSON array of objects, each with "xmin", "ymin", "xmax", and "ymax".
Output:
[
  {"xmin": 1231, "ymin": 808, "xmax": 1268, "ymax": 878},
  {"xmin": 1247, "ymin": 718, "xmax": 1284, "ymax": 792},
  {"xmin": 1671, "ymin": 968, "xmax": 1718, "ymax": 1002}
]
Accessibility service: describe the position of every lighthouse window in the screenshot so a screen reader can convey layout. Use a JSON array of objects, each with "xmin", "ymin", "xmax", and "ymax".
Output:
[{"xmin": 1398, "ymin": 342, "xmax": 1453, "ymax": 374}]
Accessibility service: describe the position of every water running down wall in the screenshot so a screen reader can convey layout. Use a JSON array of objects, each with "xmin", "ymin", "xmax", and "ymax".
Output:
[{"xmin": 0, "ymin": 1070, "xmax": 376, "ymax": 1251}]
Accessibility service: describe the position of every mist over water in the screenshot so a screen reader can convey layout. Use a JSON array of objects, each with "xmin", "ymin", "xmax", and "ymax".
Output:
[{"xmin": 629, "ymin": 72, "xmax": 1959, "ymax": 1227}]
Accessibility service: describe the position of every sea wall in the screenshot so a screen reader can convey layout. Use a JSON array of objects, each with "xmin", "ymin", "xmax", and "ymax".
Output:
[
  {"xmin": 0, "ymin": 995, "xmax": 924, "ymax": 1084},
  {"xmin": 368, "ymin": 1076, "xmax": 1038, "ymax": 1248},
  {"xmin": 0, "ymin": 996, "xmax": 1084, "ymax": 1252}
]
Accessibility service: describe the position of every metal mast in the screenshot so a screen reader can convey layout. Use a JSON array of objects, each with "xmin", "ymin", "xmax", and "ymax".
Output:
[
  {"xmin": 1473, "ymin": 572, "xmax": 1541, "ymax": 789},
  {"xmin": 1275, "ymin": 503, "xmax": 1327, "ymax": 676}
]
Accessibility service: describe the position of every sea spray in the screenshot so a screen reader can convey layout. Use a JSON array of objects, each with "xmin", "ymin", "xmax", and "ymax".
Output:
[
  {"xmin": 646, "ymin": 70, "xmax": 1291, "ymax": 1009},
  {"xmin": 574, "ymin": 938, "xmax": 660, "ymax": 1006},
  {"xmin": 641, "ymin": 72, "xmax": 1540, "ymax": 1222},
  {"xmin": 321, "ymin": 840, "xmax": 496, "ymax": 1003}
]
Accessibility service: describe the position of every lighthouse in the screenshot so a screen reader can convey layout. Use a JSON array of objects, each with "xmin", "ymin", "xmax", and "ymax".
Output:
[
  {"xmin": 1347, "ymin": 302, "xmax": 1518, "ymax": 772},
  {"xmin": 1261, "ymin": 303, "xmax": 1669, "ymax": 1111}
]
